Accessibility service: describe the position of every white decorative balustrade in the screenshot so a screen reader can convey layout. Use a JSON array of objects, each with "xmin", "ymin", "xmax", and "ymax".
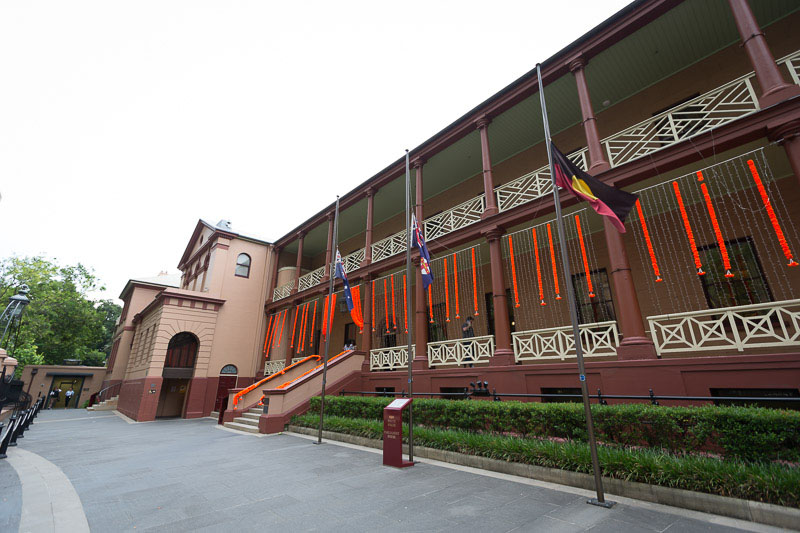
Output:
[
  {"xmin": 370, "ymin": 346, "xmax": 414, "ymax": 371},
  {"xmin": 298, "ymin": 266, "xmax": 325, "ymax": 292},
  {"xmin": 495, "ymin": 165, "xmax": 553, "ymax": 213},
  {"xmin": 647, "ymin": 299, "xmax": 800, "ymax": 355},
  {"xmin": 423, "ymin": 195, "xmax": 485, "ymax": 241},
  {"xmin": 371, "ymin": 230, "xmax": 407, "ymax": 263},
  {"xmin": 512, "ymin": 321, "xmax": 619, "ymax": 362},
  {"xmin": 427, "ymin": 335, "xmax": 495, "ymax": 367},
  {"xmin": 786, "ymin": 50, "xmax": 800, "ymax": 85},
  {"xmin": 264, "ymin": 360, "xmax": 286, "ymax": 375},
  {"xmin": 343, "ymin": 248, "xmax": 365, "ymax": 273},
  {"xmin": 272, "ymin": 281, "xmax": 293, "ymax": 302}
]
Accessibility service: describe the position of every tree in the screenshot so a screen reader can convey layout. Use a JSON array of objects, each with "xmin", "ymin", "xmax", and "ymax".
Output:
[{"xmin": 0, "ymin": 256, "xmax": 122, "ymax": 373}]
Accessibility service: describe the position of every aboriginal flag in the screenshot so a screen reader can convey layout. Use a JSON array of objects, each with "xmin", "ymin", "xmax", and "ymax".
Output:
[{"xmin": 551, "ymin": 143, "xmax": 637, "ymax": 233}]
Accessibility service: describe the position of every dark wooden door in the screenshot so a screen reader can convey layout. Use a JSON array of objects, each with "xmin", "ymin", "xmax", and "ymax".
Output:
[{"xmin": 215, "ymin": 376, "xmax": 237, "ymax": 412}]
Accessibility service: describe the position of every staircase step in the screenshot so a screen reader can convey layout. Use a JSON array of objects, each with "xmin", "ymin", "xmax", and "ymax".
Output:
[
  {"xmin": 241, "ymin": 412, "xmax": 260, "ymax": 420},
  {"xmin": 233, "ymin": 417, "xmax": 259, "ymax": 427},
  {"xmin": 223, "ymin": 421, "xmax": 261, "ymax": 434},
  {"xmin": 247, "ymin": 408, "xmax": 263, "ymax": 414},
  {"xmin": 210, "ymin": 411, "xmax": 219, "ymax": 418}
]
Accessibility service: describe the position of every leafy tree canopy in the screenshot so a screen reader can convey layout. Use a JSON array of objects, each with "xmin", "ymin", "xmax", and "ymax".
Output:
[{"xmin": 0, "ymin": 256, "xmax": 121, "ymax": 374}]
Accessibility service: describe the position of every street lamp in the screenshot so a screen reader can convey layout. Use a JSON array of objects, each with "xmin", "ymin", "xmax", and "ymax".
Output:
[{"xmin": 0, "ymin": 285, "xmax": 30, "ymax": 383}]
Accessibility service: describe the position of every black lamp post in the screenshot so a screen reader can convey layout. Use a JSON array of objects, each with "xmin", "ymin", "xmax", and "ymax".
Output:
[{"xmin": 0, "ymin": 285, "xmax": 30, "ymax": 382}]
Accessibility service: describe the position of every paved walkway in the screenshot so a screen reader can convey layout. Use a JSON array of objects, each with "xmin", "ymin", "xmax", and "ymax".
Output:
[{"xmin": 0, "ymin": 409, "xmax": 784, "ymax": 532}]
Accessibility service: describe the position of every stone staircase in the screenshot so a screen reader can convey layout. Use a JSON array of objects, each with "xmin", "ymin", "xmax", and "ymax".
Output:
[
  {"xmin": 223, "ymin": 408, "xmax": 262, "ymax": 434},
  {"xmin": 87, "ymin": 396, "xmax": 118, "ymax": 411}
]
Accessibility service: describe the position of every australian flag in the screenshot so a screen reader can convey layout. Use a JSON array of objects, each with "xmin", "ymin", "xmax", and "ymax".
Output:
[
  {"xmin": 334, "ymin": 249, "xmax": 354, "ymax": 311},
  {"xmin": 411, "ymin": 215, "xmax": 433, "ymax": 289}
]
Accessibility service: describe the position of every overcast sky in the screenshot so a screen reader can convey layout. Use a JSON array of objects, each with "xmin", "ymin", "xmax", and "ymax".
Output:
[{"xmin": 0, "ymin": 0, "xmax": 630, "ymax": 302}]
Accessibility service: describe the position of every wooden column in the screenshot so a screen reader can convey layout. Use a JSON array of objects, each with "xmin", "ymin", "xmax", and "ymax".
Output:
[
  {"xmin": 769, "ymin": 120, "xmax": 800, "ymax": 189},
  {"xmin": 412, "ymin": 158, "xmax": 428, "ymax": 370},
  {"xmin": 569, "ymin": 54, "xmax": 656, "ymax": 360},
  {"xmin": 322, "ymin": 214, "xmax": 334, "ymax": 282},
  {"xmin": 728, "ymin": 0, "xmax": 799, "ymax": 108},
  {"xmin": 476, "ymin": 115, "xmax": 500, "ymax": 218},
  {"xmin": 484, "ymin": 227, "xmax": 514, "ymax": 365},
  {"xmin": 361, "ymin": 187, "xmax": 375, "ymax": 267},
  {"xmin": 292, "ymin": 232, "xmax": 305, "ymax": 294}
]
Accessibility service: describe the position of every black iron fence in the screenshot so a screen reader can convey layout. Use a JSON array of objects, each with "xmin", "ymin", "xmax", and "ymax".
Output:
[{"xmin": 0, "ymin": 396, "xmax": 44, "ymax": 459}]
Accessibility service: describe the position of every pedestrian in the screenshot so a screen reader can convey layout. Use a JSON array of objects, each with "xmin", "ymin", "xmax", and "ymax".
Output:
[
  {"xmin": 461, "ymin": 316, "xmax": 475, "ymax": 367},
  {"xmin": 48, "ymin": 389, "xmax": 57, "ymax": 409},
  {"xmin": 65, "ymin": 388, "xmax": 75, "ymax": 408}
]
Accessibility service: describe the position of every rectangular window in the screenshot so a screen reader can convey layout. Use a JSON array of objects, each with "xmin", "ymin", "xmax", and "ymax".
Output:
[
  {"xmin": 571, "ymin": 269, "xmax": 616, "ymax": 325},
  {"xmin": 439, "ymin": 387, "xmax": 468, "ymax": 400},
  {"xmin": 710, "ymin": 388, "xmax": 799, "ymax": 410},
  {"xmin": 541, "ymin": 387, "xmax": 582, "ymax": 403},
  {"xmin": 698, "ymin": 237, "xmax": 772, "ymax": 309},
  {"xmin": 343, "ymin": 323, "xmax": 357, "ymax": 349},
  {"xmin": 375, "ymin": 387, "xmax": 395, "ymax": 397},
  {"xmin": 427, "ymin": 302, "xmax": 447, "ymax": 342}
]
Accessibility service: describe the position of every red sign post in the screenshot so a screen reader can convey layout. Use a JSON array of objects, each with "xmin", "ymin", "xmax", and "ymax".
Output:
[{"xmin": 383, "ymin": 398, "xmax": 413, "ymax": 468}]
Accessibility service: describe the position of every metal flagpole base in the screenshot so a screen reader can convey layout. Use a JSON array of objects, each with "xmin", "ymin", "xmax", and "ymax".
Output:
[{"xmin": 587, "ymin": 498, "xmax": 615, "ymax": 508}]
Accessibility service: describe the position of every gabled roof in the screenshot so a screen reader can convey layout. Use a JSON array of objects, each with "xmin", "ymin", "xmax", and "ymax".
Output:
[
  {"xmin": 177, "ymin": 219, "xmax": 272, "ymax": 270},
  {"xmin": 118, "ymin": 273, "xmax": 181, "ymax": 300}
]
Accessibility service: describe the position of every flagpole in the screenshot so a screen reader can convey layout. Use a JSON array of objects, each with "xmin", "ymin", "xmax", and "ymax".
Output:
[
  {"xmin": 317, "ymin": 195, "xmax": 340, "ymax": 445},
  {"xmin": 536, "ymin": 64, "xmax": 611, "ymax": 507},
  {"xmin": 405, "ymin": 149, "xmax": 415, "ymax": 462}
]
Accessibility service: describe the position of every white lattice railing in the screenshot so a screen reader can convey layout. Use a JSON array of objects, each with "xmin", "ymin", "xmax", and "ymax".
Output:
[
  {"xmin": 371, "ymin": 230, "xmax": 407, "ymax": 263},
  {"xmin": 427, "ymin": 335, "xmax": 495, "ymax": 367},
  {"xmin": 298, "ymin": 266, "xmax": 325, "ymax": 292},
  {"xmin": 343, "ymin": 248, "xmax": 365, "ymax": 273},
  {"xmin": 424, "ymin": 195, "xmax": 485, "ymax": 241},
  {"xmin": 512, "ymin": 321, "xmax": 619, "ymax": 362},
  {"xmin": 264, "ymin": 360, "xmax": 286, "ymax": 375},
  {"xmin": 648, "ymin": 299, "xmax": 800, "ymax": 355},
  {"xmin": 495, "ymin": 165, "xmax": 553, "ymax": 213},
  {"xmin": 370, "ymin": 346, "xmax": 414, "ymax": 371},
  {"xmin": 272, "ymin": 281, "xmax": 293, "ymax": 302},
  {"xmin": 786, "ymin": 50, "xmax": 800, "ymax": 85}
]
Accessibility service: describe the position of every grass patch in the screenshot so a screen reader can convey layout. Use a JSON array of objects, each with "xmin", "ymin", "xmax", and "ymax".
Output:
[{"xmin": 292, "ymin": 413, "xmax": 800, "ymax": 508}]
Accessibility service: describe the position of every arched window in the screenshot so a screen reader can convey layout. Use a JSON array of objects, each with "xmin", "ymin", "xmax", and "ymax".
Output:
[
  {"xmin": 220, "ymin": 364, "xmax": 238, "ymax": 375},
  {"xmin": 165, "ymin": 332, "xmax": 198, "ymax": 368},
  {"xmin": 235, "ymin": 253, "xmax": 251, "ymax": 278}
]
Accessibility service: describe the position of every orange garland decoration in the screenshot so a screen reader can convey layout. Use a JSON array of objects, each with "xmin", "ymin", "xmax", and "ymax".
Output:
[
  {"xmin": 277, "ymin": 309, "xmax": 287, "ymax": 346},
  {"xmin": 672, "ymin": 181, "xmax": 705, "ymax": 275},
  {"xmin": 575, "ymin": 215, "xmax": 595, "ymax": 298},
  {"xmin": 532, "ymin": 228, "xmax": 546, "ymax": 305},
  {"xmin": 322, "ymin": 296, "xmax": 329, "ymax": 339},
  {"xmin": 328, "ymin": 294, "xmax": 337, "ymax": 339},
  {"xmin": 547, "ymin": 223, "xmax": 562, "ymax": 299},
  {"xmin": 697, "ymin": 171, "xmax": 734, "ymax": 278},
  {"xmin": 390, "ymin": 274, "xmax": 397, "ymax": 330},
  {"xmin": 350, "ymin": 286, "xmax": 364, "ymax": 332},
  {"xmin": 383, "ymin": 278, "xmax": 390, "ymax": 332},
  {"xmin": 402, "ymin": 275, "xmax": 408, "ymax": 333},
  {"xmin": 508, "ymin": 235, "xmax": 521, "ymax": 307},
  {"xmin": 428, "ymin": 285, "xmax": 434, "ymax": 323},
  {"xmin": 232, "ymin": 354, "xmax": 322, "ymax": 407},
  {"xmin": 452, "ymin": 253, "xmax": 461, "ymax": 319},
  {"xmin": 635, "ymin": 199, "xmax": 663, "ymax": 282},
  {"xmin": 290, "ymin": 304, "xmax": 300, "ymax": 347},
  {"xmin": 310, "ymin": 299, "xmax": 318, "ymax": 347},
  {"xmin": 748, "ymin": 159, "xmax": 798, "ymax": 267},
  {"xmin": 444, "ymin": 257, "xmax": 451, "ymax": 322},
  {"xmin": 371, "ymin": 280, "xmax": 376, "ymax": 332},
  {"xmin": 471, "ymin": 247, "xmax": 479, "ymax": 316},
  {"xmin": 263, "ymin": 314, "xmax": 274, "ymax": 353},
  {"xmin": 299, "ymin": 303, "xmax": 309, "ymax": 353}
]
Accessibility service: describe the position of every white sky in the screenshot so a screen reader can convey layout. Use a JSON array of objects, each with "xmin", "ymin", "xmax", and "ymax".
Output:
[{"xmin": 0, "ymin": 0, "xmax": 630, "ymax": 303}]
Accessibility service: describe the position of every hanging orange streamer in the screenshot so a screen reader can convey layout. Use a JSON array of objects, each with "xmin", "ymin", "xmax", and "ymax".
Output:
[
  {"xmin": 299, "ymin": 303, "xmax": 309, "ymax": 352},
  {"xmin": 452, "ymin": 253, "xmax": 460, "ymax": 319},
  {"xmin": 575, "ymin": 215, "xmax": 595, "ymax": 298},
  {"xmin": 547, "ymin": 224, "xmax": 561, "ymax": 300},
  {"xmin": 532, "ymin": 228, "xmax": 545, "ymax": 305},
  {"xmin": 428, "ymin": 286, "xmax": 434, "ymax": 323},
  {"xmin": 672, "ymin": 181, "xmax": 705, "ymax": 275},
  {"xmin": 697, "ymin": 171, "xmax": 734, "ymax": 278},
  {"xmin": 748, "ymin": 159, "xmax": 798, "ymax": 267},
  {"xmin": 508, "ymin": 235, "xmax": 521, "ymax": 308},
  {"xmin": 264, "ymin": 314, "xmax": 275, "ymax": 354},
  {"xmin": 310, "ymin": 300, "xmax": 318, "ymax": 347},
  {"xmin": 371, "ymin": 280, "xmax": 376, "ymax": 332},
  {"xmin": 390, "ymin": 275, "xmax": 397, "ymax": 330},
  {"xmin": 471, "ymin": 247, "xmax": 479, "ymax": 316},
  {"xmin": 322, "ymin": 296, "xmax": 329, "ymax": 338},
  {"xmin": 635, "ymin": 199, "xmax": 663, "ymax": 282},
  {"xmin": 383, "ymin": 278, "xmax": 390, "ymax": 332},
  {"xmin": 402, "ymin": 275, "xmax": 408, "ymax": 333},
  {"xmin": 350, "ymin": 286, "xmax": 364, "ymax": 331},
  {"xmin": 263, "ymin": 315, "xmax": 274, "ymax": 353},
  {"xmin": 444, "ymin": 257, "xmax": 451, "ymax": 322},
  {"xmin": 277, "ymin": 309, "xmax": 287, "ymax": 346},
  {"xmin": 290, "ymin": 304, "xmax": 300, "ymax": 347}
]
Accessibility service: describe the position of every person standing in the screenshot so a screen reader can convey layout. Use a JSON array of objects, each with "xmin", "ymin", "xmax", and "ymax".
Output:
[
  {"xmin": 65, "ymin": 388, "xmax": 75, "ymax": 408},
  {"xmin": 461, "ymin": 316, "xmax": 475, "ymax": 367}
]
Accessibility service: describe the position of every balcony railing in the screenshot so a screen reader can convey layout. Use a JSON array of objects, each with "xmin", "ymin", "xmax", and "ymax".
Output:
[
  {"xmin": 427, "ymin": 335, "xmax": 495, "ymax": 367},
  {"xmin": 647, "ymin": 299, "xmax": 800, "ymax": 355},
  {"xmin": 512, "ymin": 321, "xmax": 619, "ymax": 362},
  {"xmin": 343, "ymin": 248, "xmax": 365, "ymax": 273},
  {"xmin": 273, "ymin": 281, "xmax": 293, "ymax": 302},
  {"xmin": 298, "ymin": 266, "xmax": 325, "ymax": 292},
  {"xmin": 370, "ymin": 346, "xmax": 413, "ymax": 371},
  {"xmin": 264, "ymin": 360, "xmax": 286, "ymax": 375},
  {"xmin": 272, "ymin": 50, "xmax": 800, "ymax": 302}
]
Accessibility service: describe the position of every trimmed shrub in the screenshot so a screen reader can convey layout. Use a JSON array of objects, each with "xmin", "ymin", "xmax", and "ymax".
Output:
[
  {"xmin": 307, "ymin": 396, "xmax": 800, "ymax": 462},
  {"xmin": 291, "ymin": 413, "xmax": 800, "ymax": 508}
]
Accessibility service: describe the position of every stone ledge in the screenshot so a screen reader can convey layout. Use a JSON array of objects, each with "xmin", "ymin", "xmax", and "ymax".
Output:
[{"xmin": 287, "ymin": 425, "xmax": 800, "ymax": 530}]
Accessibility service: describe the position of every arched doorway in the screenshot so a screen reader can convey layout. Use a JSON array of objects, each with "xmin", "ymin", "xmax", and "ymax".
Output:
[
  {"xmin": 215, "ymin": 364, "xmax": 238, "ymax": 412},
  {"xmin": 157, "ymin": 332, "xmax": 199, "ymax": 418}
]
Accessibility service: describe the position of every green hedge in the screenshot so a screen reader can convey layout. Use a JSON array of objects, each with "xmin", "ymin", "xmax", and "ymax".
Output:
[
  {"xmin": 292, "ymin": 413, "xmax": 800, "ymax": 508},
  {"xmin": 308, "ymin": 397, "xmax": 800, "ymax": 462}
]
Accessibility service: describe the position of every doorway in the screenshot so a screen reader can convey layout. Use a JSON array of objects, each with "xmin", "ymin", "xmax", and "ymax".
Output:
[
  {"xmin": 156, "ymin": 379, "xmax": 189, "ymax": 418},
  {"xmin": 48, "ymin": 376, "xmax": 85, "ymax": 409},
  {"xmin": 215, "ymin": 364, "xmax": 238, "ymax": 412}
]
